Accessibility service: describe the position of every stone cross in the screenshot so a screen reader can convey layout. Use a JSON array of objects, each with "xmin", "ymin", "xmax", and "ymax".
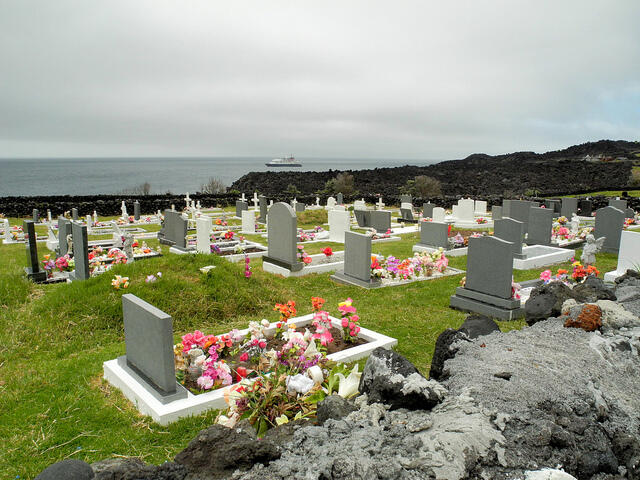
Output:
[
  {"xmin": 119, "ymin": 294, "xmax": 187, "ymax": 402},
  {"xmin": 240, "ymin": 192, "xmax": 246, "ymax": 202},
  {"xmin": 252, "ymin": 192, "xmax": 259, "ymax": 210},
  {"xmin": 291, "ymin": 198, "xmax": 298, "ymax": 211},
  {"xmin": 376, "ymin": 198, "xmax": 385, "ymax": 210},
  {"xmin": 263, "ymin": 202, "xmax": 302, "ymax": 272}
]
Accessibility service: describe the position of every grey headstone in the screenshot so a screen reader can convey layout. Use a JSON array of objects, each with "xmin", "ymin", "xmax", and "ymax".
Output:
[
  {"xmin": 400, "ymin": 194, "xmax": 412, "ymax": 205},
  {"xmin": 422, "ymin": 203, "xmax": 435, "ymax": 218},
  {"xmin": 544, "ymin": 199, "xmax": 561, "ymax": 215},
  {"xmin": 263, "ymin": 202, "xmax": 302, "ymax": 272},
  {"xmin": 400, "ymin": 208, "xmax": 414, "ymax": 222},
  {"xmin": 119, "ymin": 294, "xmax": 187, "ymax": 403},
  {"xmin": 418, "ymin": 221, "xmax": 449, "ymax": 249},
  {"xmin": 527, "ymin": 207, "xmax": 554, "ymax": 246},
  {"xmin": 492, "ymin": 205, "xmax": 503, "ymax": 221},
  {"xmin": 24, "ymin": 220, "xmax": 46, "ymax": 282},
  {"xmin": 465, "ymin": 235, "xmax": 515, "ymax": 299},
  {"xmin": 295, "ymin": 202, "xmax": 306, "ymax": 212},
  {"xmin": 502, "ymin": 199, "xmax": 512, "ymax": 218},
  {"xmin": 494, "ymin": 218, "xmax": 525, "ymax": 258},
  {"xmin": 32, "ymin": 209, "xmax": 39, "ymax": 223},
  {"xmin": 161, "ymin": 210, "xmax": 188, "ymax": 249},
  {"xmin": 134, "ymin": 201, "xmax": 141, "ymax": 221},
  {"xmin": 354, "ymin": 210, "xmax": 370, "ymax": 228},
  {"xmin": 370, "ymin": 211, "xmax": 391, "ymax": 232},
  {"xmin": 69, "ymin": 221, "xmax": 90, "ymax": 281},
  {"xmin": 71, "ymin": 208, "xmax": 79, "ymax": 221},
  {"xmin": 508, "ymin": 200, "xmax": 537, "ymax": 233},
  {"xmin": 625, "ymin": 207, "xmax": 635, "ymax": 219},
  {"xmin": 560, "ymin": 198, "xmax": 578, "ymax": 218},
  {"xmin": 578, "ymin": 199, "xmax": 592, "ymax": 216},
  {"xmin": 343, "ymin": 231, "xmax": 372, "ymax": 282},
  {"xmin": 608, "ymin": 198, "xmax": 627, "ymax": 211},
  {"xmin": 57, "ymin": 217, "xmax": 72, "ymax": 257},
  {"xmin": 258, "ymin": 195, "xmax": 268, "ymax": 224},
  {"xmin": 235, "ymin": 200, "xmax": 248, "ymax": 218},
  {"xmin": 595, "ymin": 206, "xmax": 625, "ymax": 253},
  {"xmin": 336, "ymin": 192, "xmax": 344, "ymax": 205}
]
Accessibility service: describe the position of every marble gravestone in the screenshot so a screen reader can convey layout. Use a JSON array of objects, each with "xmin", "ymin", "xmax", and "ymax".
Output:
[
  {"xmin": 370, "ymin": 211, "xmax": 391, "ymax": 232},
  {"xmin": 328, "ymin": 209, "xmax": 350, "ymax": 243},
  {"xmin": 492, "ymin": 206, "xmax": 503, "ymax": 221},
  {"xmin": 595, "ymin": 206, "xmax": 625, "ymax": 253},
  {"xmin": 32, "ymin": 209, "xmax": 39, "ymax": 223},
  {"xmin": 24, "ymin": 220, "xmax": 47, "ymax": 282},
  {"xmin": 494, "ymin": 218, "xmax": 525, "ymax": 259},
  {"xmin": 326, "ymin": 197, "xmax": 337, "ymax": 210},
  {"xmin": 258, "ymin": 196, "xmax": 268, "ymax": 224},
  {"xmin": 196, "ymin": 217, "xmax": 212, "ymax": 254},
  {"xmin": 118, "ymin": 294, "xmax": 188, "ymax": 403},
  {"xmin": 262, "ymin": 203, "xmax": 303, "ymax": 272},
  {"xmin": 561, "ymin": 198, "xmax": 578, "ymax": 219},
  {"xmin": 456, "ymin": 199, "xmax": 475, "ymax": 223},
  {"xmin": 604, "ymin": 231, "xmax": 640, "ymax": 282},
  {"xmin": 416, "ymin": 221, "xmax": 449, "ymax": 250},
  {"xmin": 578, "ymin": 199, "xmax": 592, "ymax": 217},
  {"xmin": 450, "ymin": 235, "xmax": 523, "ymax": 320},
  {"xmin": 474, "ymin": 200, "xmax": 487, "ymax": 216},
  {"xmin": 241, "ymin": 210, "xmax": 256, "ymax": 233},
  {"xmin": 236, "ymin": 200, "xmax": 248, "ymax": 218},
  {"xmin": 71, "ymin": 208, "xmax": 79, "ymax": 221},
  {"xmin": 336, "ymin": 193, "xmax": 344, "ymax": 205},
  {"xmin": 57, "ymin": 216, "xmax": 72, "ymax": 257},
  {"xmin": 527, "ymin": 207, "xmax": 554, "ymax": 246},
  {"xmin": 331, "ymin": 231, "xmax": 380, "ymax": 288},
  {"xmin": 432, "ymin": 207, "xmax": 446, "ymax": 223},
  {"xmin": 69, "ymin": 221, "xmax": 90, "ymax": 281},
  {"xmin": 422, "ymin": 203, "xmax": 435, "ymax": 218},
  {"xmin": 134, "ymin": 201, "xmax": 141, "ymax": 221}
]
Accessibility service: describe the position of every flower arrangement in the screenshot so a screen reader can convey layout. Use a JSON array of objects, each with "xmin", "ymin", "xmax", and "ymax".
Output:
[
  {"xmin": 107, "ymin": 248, "xmax": 128, "ymax": 264},
  {"xmin": 338, "ymin": 298, "xmax": 360, "ymax": 342},
  {"xmin": 146, "ymin": 272, "xmax": 162, "ymax": 283},
  {"xmin": 539, "ymin": 263, "xmax": 598, "ymax": 285},
  {"xmin": 55, "ymin": 254, "xmax": 74, "ymax": 272},
  {"xmin": 244, "ymin": 255, "xmax": 252, "ymax": 279},
  {"xmin": 512, "ymin": 280, "xmax": 521, "ymax": 300},
  {"xmin": 365, "ymin": 228, "xmax": 392, "ymax": 240},
  {"xmin": 624, "ymin": 217, "xmax": 637, "ymax": 228},
  {"xmin": 476, "ymin": 217, "xmax": 488, "ymax": 224},
  {"xmin": 296, "ymin": 245, "xmax": 312, "ymax": 264},
  {"xmin": 571, "ymin": 262, "xmax": 599, "ymax": 282},
  {"xmin": 41, "ymin": 255, "xmax": 56, "ymax": 278},
  {"xmin": 297, "ymin": 229, "xmax": 316, "ymax": 242},
  {"xmin": 211, "ymin": 244, "xmax": 222, "ymax": 254},
  {"xmin": 322, "ymin": 247, "xmax": 333, "ymax": 259},
  {"xmin": 540, "ymin": 268, "xmax": 569, "ymax": 284},
  {"xmin": 371, "ymin": 250, "xmax": 449, "ymax": 282},
  {"xmin": 557, "ymin": 216, "xmax": 568, "ymax": 225},
  {"xmin": 111, "ymin": 275, "xmax": 129, "ymax": 290},
  {"xmin": 215, "ymin": 218, "xmax": 228, "ymax": 226},
  {"xmin": 224, "ymin": 230, "xmax": 235, "ymax": 240},
  {"xmin": 311, "ymin": 297, "xmax": 333, "ymax": 348}
]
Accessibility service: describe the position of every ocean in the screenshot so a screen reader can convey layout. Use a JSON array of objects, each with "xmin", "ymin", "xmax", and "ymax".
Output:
[{"xmin": 0, "ymin": 157, "xmax": 436, "ymax": 197}]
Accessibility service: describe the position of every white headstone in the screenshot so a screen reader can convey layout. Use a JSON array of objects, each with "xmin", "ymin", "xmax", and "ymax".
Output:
[
  {"xmin": 604, "ymin": 231, "xmax": 640, "ymax": 282},
  {"xmin": 334, "ymin": 205, "xmax": 346, "ymax": 211},
  {"xmin": 376, "ymin": 198, "xmax": 385, "ymax": 210},
  {"xmin": 2, "ymin": 219, "xmax": 10, "ymax": 241},
  {"xmin": 86, "ymin": 215, "xmax": 92, "ymax": 234},
  {"xmin": 326, "ymin": 197, "xmax": 337, "ymax": 210},
  {"xmin": 196, "ymin": 217, "xmax": 212, "ymax": 254},
  {"xmin": 432, "ymin": 207, "xmax": 446, "ymax": 223},
  {"xmin": 353, "ymin": 200, "xmax": 367, "ymax": 211},
  {"xmin": 329, "ymin": 209, "xmax": 351, "ymax": 243},
  {"xmin": 93, "ymin": 211, "xmax": 98, "ymax": 224},
  {"xmin": 47, "ymin": 210, "xmax": 52, "ymax": 223},
  {"xmin": 401, "ymin": 202, "xmax": 413, "ymax": 210},
  {"xmin": 452, "ymin": 205, "xmax": 459, "ymax": 219},
  {"xmin": 457, "ymin": 198, "xmax": 475, "ymax": 223},
  {"xmin": 171, "ymin": 204, "xmax": 175, "ymax": 211},
  {"xmin": 269, "ymin": 200, "xmax": 274, "ymax": 207},
  {"xmin": 474, "ymin": 200, "xmax": 487, "ymax": 216},
  {"xmin": 121, "ymin": 201, "xmax": 128, "ymax": 219},
  {"xmin": 241, "ymin": 209, "xmax": 256, "ymax": 233}
]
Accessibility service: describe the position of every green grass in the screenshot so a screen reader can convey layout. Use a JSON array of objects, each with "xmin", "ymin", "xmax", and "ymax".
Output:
[
  {"xmin": 0, "ymin": 209, "xmax": 620, "ymax": 478},
  {"xmin": 557, "ymin": 190, "xmax": 640, "ymax": 198}
]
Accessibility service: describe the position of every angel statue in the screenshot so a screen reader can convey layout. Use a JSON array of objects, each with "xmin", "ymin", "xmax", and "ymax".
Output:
[
  {"xmin": 569, "ymin": 214, "xmax": 580, "ymax": 234},
  {"xmin": 66, "ymin": 234, "xmax": 74, "ymax": 257},
  {"xmin": 123, "ymin": 232, "xmax": 135, "ymax": 263},
  {"xmin": 580, "ymin": 234, "xmax": 605, "ymax": 266}
]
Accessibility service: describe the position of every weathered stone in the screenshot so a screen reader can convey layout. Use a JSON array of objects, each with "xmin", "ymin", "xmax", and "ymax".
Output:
[
  {"xmin": 596, "ymin": 300, "xmax": 640, "ymax": 330},
  {"xmin": 572, "ymin": 276, "xmax": 616, "ymax": 303},
  {"xmin": 459, "ymin": 314, "xmax": 500, "ymax": 338},
  {"xmin": 360, "ymin": 347, "xmax": 446, "ymax": 410},
  {"xmin": 91, "ymin": 458, "xmax": 186, "ymax": 480},
  {"xmin": 564, "ymin": 304, "xmax": 602, "ymax": 332},
  {"xmin": 35, "ymin": 459, "xmax": 95, "ymax": 480},
  {"xmin": 429, "ymin": 328, "xmax": 465, "ymax": 381},
  {"xmin": 317, "ymin": 395, "xmax": 358, "ymax": 424}
]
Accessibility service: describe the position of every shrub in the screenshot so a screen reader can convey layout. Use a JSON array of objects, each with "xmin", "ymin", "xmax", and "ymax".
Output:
[{"xmin": 200, "ymin": 177, "xmax": 227, "ymax": 194}]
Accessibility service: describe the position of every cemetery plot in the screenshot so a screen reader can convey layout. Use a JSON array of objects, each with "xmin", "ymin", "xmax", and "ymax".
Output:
[
  {"xmin": 104, "ymin": 294, "xmax": 397, "ymax": 425},
  {"xmin": 413, "ymin": 223, "xmax": 490, "ymax": 257}
]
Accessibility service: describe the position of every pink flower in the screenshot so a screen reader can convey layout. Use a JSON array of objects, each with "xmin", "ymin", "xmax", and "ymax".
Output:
[
  {"xmin": 197, "ymin": 375, "xmax": 214, "ymax": 390},
  {"xmin": 341, "ymin": 318, "xmax": 349, "ymax": 327},
  {"xmin": 239, "ymin": 352, "xmax": 249, "ymax": 362},
  {"xmin": 349, "ymin": 322, "xmax": 355, "ymax": 329},
  {"xmin": 350, "ymin": 315, "xmax": 360, "ymax": 323},
  {"xmin": 349, "ymin": 330, "xmax": 357, "ymax": 336},
  {"xmin": 258, "ymin": 340, "xmax": 267, "ymax": 349},
  {"xmin": 540, "ymin": 270, "xmax": 552, "ymax": 282}
]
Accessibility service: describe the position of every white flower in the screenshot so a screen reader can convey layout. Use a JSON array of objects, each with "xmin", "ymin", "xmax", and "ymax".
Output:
[
  {"xmin": 304, "ymin": 339, "xmax": 319, "ymax": 358},
  {"xmin": 303, "ymin": 328, "xmax": 312, "ymax": 341},
  {"xmin": 307, "ymin": 365, "xmax": 324, "ymax": 384},
  {"xmin": 193, "ymin": 354, "xmax": 206, "ymax": 368},
  {"xmin": 286, "ymin": 374, "xmax": 315, "ymax": 395},
  {"xmin": 188, "ymin": 348, "xmax": 204, "ymax": 359},
  {"xmin": 197, "ymin": 375, "xmax": 214, "ymax": 390},
  {"xmin": 217, "ymin": 413, "xmax": 239, "ymax": 428},
  {"xmin": 336, "ymin": 364, "xmax": 362, "ymax": 398},
  {"xmin": 261, "ymin": 319, "xmax": 270, "ymax": 327}
]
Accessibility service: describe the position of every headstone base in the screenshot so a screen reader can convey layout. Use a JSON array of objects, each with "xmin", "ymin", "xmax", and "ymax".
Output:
[
  {"xmin": 169, "ymin": 246, "xmax": 196, "ymax": 255},
  {"xmin": 116, "ymin": 356, "xmax": 188, "ymax": 405},
  {"xmin": 413, "ymin": 244, "xmax": 468, "ymax": 257},
  {"xmin": 262, "ymin": 256, "xmax": 304, "ymax": 272},
  {"xmin": 330, "ymin": 271, "xmax": 383, "ymax": 289},
  {"xmin": 25, "ymin": 267, "xmax": 47, "ymax": 283},
  {"xmin": 450, "ymin": 287, "xmax": 524, "ymax": 320}
]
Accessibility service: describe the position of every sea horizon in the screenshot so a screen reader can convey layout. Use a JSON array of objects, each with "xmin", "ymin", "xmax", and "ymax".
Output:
[{"xmin": 0, "ymin": 156, "xmax": 442, "ymax": 197}]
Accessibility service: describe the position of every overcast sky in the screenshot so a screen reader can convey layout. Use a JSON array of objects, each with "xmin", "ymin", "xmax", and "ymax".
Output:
[{"xmin": 1, "ymin": 1, "xmax": 639, "ymax": 160}]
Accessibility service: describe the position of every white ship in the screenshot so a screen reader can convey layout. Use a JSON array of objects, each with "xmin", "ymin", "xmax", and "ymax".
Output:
[{"xmin": 265, "ymin": 155, "xmax": 301, "ymax": 167}]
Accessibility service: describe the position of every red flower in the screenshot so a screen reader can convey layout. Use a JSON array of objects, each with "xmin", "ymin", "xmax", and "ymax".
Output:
[{"xmin": 323, "ymin": 247, "xmax": 333, "ymax": 257}]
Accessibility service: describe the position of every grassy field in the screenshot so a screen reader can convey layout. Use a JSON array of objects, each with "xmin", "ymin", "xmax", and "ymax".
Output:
[
  {"xmin": 557, "ymin": 190, "xmax": 640, "ymax": 198},
  {"xmin": 0, "ymin": 209, "xmax": 619, "ymax": 479}
]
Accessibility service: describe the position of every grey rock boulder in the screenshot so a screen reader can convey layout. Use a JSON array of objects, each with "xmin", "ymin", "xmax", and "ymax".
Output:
[
  {"xmin": 92, "ymin": 457, "xmax": 186, "ymax": 480},
  {"xmin": 359, "ymin": 347, "xmax": 446, "ymax": 410},
  {"xmin": 572, "ymin": 276, "xmax": 616, "ymax": 303},
  {"xmin": 459, "ymin": 313, "xmax": 500, "ymax": 337},
  {"xmin": 526, "ymin": 282, "xmax": 577, "ymax": 325},
  {"xmin": 174, "ymin": 422, "xmax": 280, "ymax": 479},
  {"xmin": 316, "ymin": 395, "xmax": 357, "ymax": 425},
  {"xmin": 596, "ymin": 300, "xmax": 640, "ymax": 331},
  {"xmin": 35, "ymin": 459, "xmax": 95, "ymax": 480}
]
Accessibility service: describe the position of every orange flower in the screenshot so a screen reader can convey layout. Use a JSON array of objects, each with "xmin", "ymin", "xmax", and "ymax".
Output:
[
  {"xmin": 311, "ymin": 297, "xmax": 325, "ymax": 311},
  {"xmin": 557, "ymin": 269, "xmax": 568, "ymax": 275}
]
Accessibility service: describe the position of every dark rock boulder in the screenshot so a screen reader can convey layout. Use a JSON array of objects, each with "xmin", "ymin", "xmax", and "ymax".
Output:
[
  {"xmin": 359, "ymin": 347, "xmax": 445, "ymax": 410},
  {"xmin": 459, "ymin": 314, "xmax": 500, "ymax": 337},
  {"xmin": 526, "ymin": 282, "xmax": 577, "ymax": 325},
  {"xmin": 572, "ymin": 276, "xmax": 616, "ymax": 303},
  {"xmin": 92, "ymin": 458, "xmax": 187, "ymax": 480},
  {"xmin": 174, "ymin": 422, "xmax": 280, "ymax": 479},
  {"xmin": 615, "ymin": 268, "xmax": 640, "ymax": 284},
  {"xmin": 35, "ymin": 459, "xmax": 95, "ymax": 480},
  {"xmin": 316, "ymin": 395, "xmax": 357, "ymax": 425}
]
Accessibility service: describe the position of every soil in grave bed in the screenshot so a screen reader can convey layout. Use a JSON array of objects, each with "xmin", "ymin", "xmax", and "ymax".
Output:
[
  {"xmin": 215, "ymin": 247, "xmax": 264, "ymax": 256},
  {"xmin": 181, "ymin": 326, "xmax": 368, "ymax": 394}
]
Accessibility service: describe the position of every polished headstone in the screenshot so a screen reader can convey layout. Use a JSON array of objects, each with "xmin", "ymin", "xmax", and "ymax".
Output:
[
  {"xmin": 492, "ymin": 205, "xmax": 503, "ymax": 221},
  {"xmin": 465, "ymin": 235, "xmax": 515, "ymax": 299},
  {"xmin": 608, "ymin": 198, "xmax": 627, "ymax": 211},
  {"xmin": 578, "ymin": 199, "xmax": 592, "ymax": 217},
  {"xmin": 508, "ymin": 200, "xmax": 537, "ymax": 233},
  {"xmin": 196, "ymin": 216, "xmax": 212, "ymax": 254},
  {"xmin": 544, "ymin": 199, "xmax": 562, "ymax": 214},
  {"xmin": 527, "ymin": 207, "xmax": 554, "ymax": 246},
  {"xmin": 561, "ymin": 198, "xmax": 578, "ymax": 218},
  {"xmin": 400, "ymin": 207, "xmax": 415, "ymax": 222},
  {"xmin": 418, "ymin": 221, "xmax": 449, "ymax": 249},
  {"xmin": 343, "ymin": 231, "xmax": 372, "ymax": 282},
  {"xmin": 162, "ymin": 210, "xmax": 188, "ymax": 249},
  {"xmin": 328, "ymin": 209, "xmax": 350, "ymax": 243},
  {"xmin": 70, "ymin": 221, "xmax": 90, "ymax": 281},
  {"xmin": 24, "ymin": 220, "xmax": 46, "ymax": 282},
  {"xmin": 235, "ymin": 200, "xmax": 248, "ymax": 218},
  {"xmin": 422, "ymin": 203, "xmax": 435, "ymax": 218},
  {"xmin": 502, "ymin": 199, "xmax": 512, "ymax": 218},
  {"xmin": 258, "ymin": 195, "xmax": 268, "ymax": 224},
  {"xmin": 354, "ymin": 210, "xmax": 370, "ymax": 228},
  {"xmin": 494, "ymin": 218, "xmax": 525, "ymax": 258},
  {"xmin": 369, "ymin": 210, "xmax": 391, "ymax": 232},
  {"xmin": 119, "ymin": 294, "xmax": 187, "ymax": 402},
  {"xmin": 263, "ymin": 202, "xmax": 302, "ymax": 271},
  {"xmin": 595, "ymin": 206, "xmax": 625, "ymax": 253},
  {"xmin": 134, "ymin": 201, "xmax": 141, "ymax": 221},
  {"xmin": 57, "ymin": 217, "xmax": 72, "ymax": 257}
]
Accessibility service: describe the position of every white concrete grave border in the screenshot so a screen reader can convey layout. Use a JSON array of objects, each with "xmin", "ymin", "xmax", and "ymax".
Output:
[{"xmin": 104, "ymin": 313, "xmax": 397, "ymax": 425}]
